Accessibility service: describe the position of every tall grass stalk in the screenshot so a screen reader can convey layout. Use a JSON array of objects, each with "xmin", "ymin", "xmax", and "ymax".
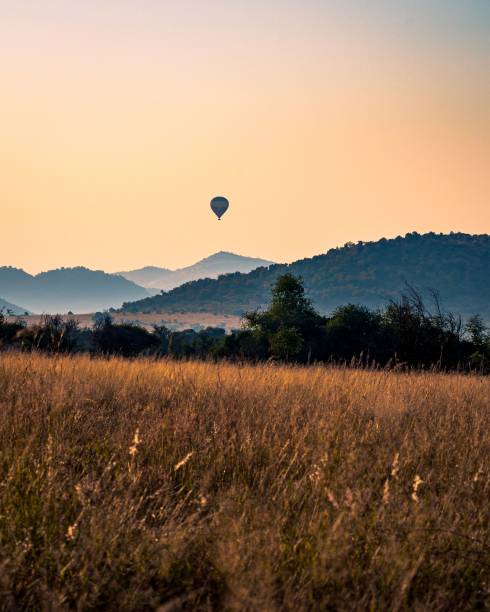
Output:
[{"xmin": 0, "ymin": 353, "xmax": 489, "ymax": 610}]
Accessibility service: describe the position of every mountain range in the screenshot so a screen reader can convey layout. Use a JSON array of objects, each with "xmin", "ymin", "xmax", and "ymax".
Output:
[
  {"xmin": 0, "ymin": 253, "xmax": 274, "ymax": 314},
  {"xmin": 118, "ymin": 252, "xmax": 274, "ymax": 291},
  {"xmin": 0, "ymin": 267, "xmax": 147, "ymax": 314},
  {"xmin": 121, "ymin": 233, "xmax": 490, "ymax": 321}
]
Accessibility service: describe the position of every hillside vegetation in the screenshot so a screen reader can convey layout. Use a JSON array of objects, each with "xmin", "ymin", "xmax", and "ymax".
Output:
[
  {"xmin": 0, "ymin": 353, "xmax": 489, "ymax": 609},
  {"xmin": 122, "ymin": 233, "xmax": 490, "ymax": 320}
]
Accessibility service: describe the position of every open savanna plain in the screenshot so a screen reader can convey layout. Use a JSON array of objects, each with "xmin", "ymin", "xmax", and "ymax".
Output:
[
  {"xmin": 0, "ymin": 354, "xmax": 489, "ymax": 610},
  {"xmin": 11, "ymin": 312, "xmax": 242, "ymax": 332}
]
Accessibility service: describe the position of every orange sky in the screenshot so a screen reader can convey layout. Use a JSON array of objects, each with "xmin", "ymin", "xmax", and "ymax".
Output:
[{"xmin": 1, "ymin": 1, "xmax": 489, "ymax": 273}]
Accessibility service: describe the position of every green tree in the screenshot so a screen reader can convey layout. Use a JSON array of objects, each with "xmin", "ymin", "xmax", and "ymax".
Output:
[
  {"xmin": 244, "ymin": 274, "xmax": 325, "ymax": 361},
  {"xmin": 465, "ymin": 315, "xmax": 490, "ymax": 370},
  {"xmin": 269, "ymin": 328, "xmax": 304, "ymax": 360},
  {"xmin": 324, "ymin": 304, "xmax": 381, "ymax": 363},
  {"xmin": 465, "ymin": 315, "xmax": 488, "ymax": 348}
]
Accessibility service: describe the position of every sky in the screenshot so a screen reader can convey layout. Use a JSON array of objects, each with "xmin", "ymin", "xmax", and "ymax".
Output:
[{"xmin": 1, "ymin": 0, "xmax": 489, "ymax": 273}]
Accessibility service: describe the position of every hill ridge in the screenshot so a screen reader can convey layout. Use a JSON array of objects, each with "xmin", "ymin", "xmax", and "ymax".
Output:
[
  {"xmin": 117, "ymin": 251, "xmax": 275, "ymax": 291},
  {"xmin": 0, "ymin": 267, "xmax": 148, "ymax": 314},
  {"xmin": 121, "ymin": 232, "xmax": 490, "ymax": 320},
  {"xmin": 0, "ymin": 297, "xmax": 31, "ymax": 315}
]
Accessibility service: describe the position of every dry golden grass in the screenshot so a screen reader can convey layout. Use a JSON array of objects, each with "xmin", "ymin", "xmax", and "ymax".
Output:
[
  {"xmin": 0, "ymin": 353, "xmax": 489, "ymax": 610},
  {"xmin": 11, "ymin": 311, "xmax": 242, "ymax": 332}
]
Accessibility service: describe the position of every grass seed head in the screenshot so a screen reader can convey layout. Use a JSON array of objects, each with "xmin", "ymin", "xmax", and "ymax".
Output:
[
  {"xmin": 174, "ymin": 451, "xmax": 194, "ymax": 471},
  {"xmin": 129, "ymin": 428, "xmax": 141, "ymax": 457},
  {"xmin": 412, "ymin": 474, "xmax": 424, "ymax": 502}
]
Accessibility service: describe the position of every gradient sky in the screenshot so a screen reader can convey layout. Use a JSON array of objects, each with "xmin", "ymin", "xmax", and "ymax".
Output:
[{"xmin": 1, "ymin": 0, "xmax": 489, "ymax": 273}]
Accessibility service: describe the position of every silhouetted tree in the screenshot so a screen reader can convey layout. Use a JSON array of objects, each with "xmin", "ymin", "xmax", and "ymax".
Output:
[
  {"xmin": 465, "ymin": 315, "xmax": 490, "ymax": 370},
  {"xmin": 153, "ymin": 325, "xmax": 171, "ymax": 356},
  {"xmin": 324, "ymin": 305, "xmax": 381, "ymax": 364},
  {"xmin": 466, "ymin": 315, "xmax": 488, "ymax": 347},
  {"xmin": 244, "ymin": 274, "xmax": 326, "ymax": 361},
  {"xmin": 92, "ymin": 315, "xmax": 158, "ymax": 357}
]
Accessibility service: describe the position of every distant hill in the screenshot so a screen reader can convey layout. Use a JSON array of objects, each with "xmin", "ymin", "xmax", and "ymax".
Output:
[
  {"xmin": 118, "ymin": 252, "xmax": 275, "ymax": 291},
  {"xmin": 0, "ymin": 267, "xmax": 148, "ymax": 314},
  {"xmin": 122, "ymin": 233, "xmax": 490, "ymax": 320},
  {"xmin": 117, "ymin": 266, "xmax": 173, "ymax": 289},
  {"xmin": 0, "ymin": 297, "xmax": 30, "ymax": 315}
]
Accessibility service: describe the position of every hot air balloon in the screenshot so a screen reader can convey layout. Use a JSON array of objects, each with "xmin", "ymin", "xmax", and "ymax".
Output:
[{"xmin": 210, "ymin": 196, "xmax": 229, "ymax": 220}]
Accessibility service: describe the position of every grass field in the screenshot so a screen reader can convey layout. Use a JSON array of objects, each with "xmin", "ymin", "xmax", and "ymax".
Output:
[
  {"xmin": 10, "ymin": 312, "xmax": 242, "ymax": 332},
  {"xmin": 0, "ymin": 353, "xmax": 489, "ymax": 610}
]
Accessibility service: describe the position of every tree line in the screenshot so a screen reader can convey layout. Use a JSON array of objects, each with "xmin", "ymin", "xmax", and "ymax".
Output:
[{"xmin": 1, "ymin": 274, "xmax": 489, "ymax": 372}]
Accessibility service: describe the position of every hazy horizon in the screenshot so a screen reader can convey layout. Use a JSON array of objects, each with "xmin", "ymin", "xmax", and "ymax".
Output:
[
  {"xmin": 2, "ymin": 1, "xmax": 489, "ymax": 273},
  {"xmin": 5, "ymin": 249, "xmax": 277, "ymax": 276}
]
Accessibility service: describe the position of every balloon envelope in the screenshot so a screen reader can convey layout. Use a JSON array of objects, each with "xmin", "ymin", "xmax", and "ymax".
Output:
[{"xmin": 210, "ymin": 196, "xmax": 229, "ymax": 220}]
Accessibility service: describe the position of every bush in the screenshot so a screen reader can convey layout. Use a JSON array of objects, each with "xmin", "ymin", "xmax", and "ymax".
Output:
[
  {"xmin": 92, "ymin": 315, "xmax": 159, "ymax": 357},
  {"xmin": 0, "ymin": 311, "xmax": 25, "ymax": 347}
]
